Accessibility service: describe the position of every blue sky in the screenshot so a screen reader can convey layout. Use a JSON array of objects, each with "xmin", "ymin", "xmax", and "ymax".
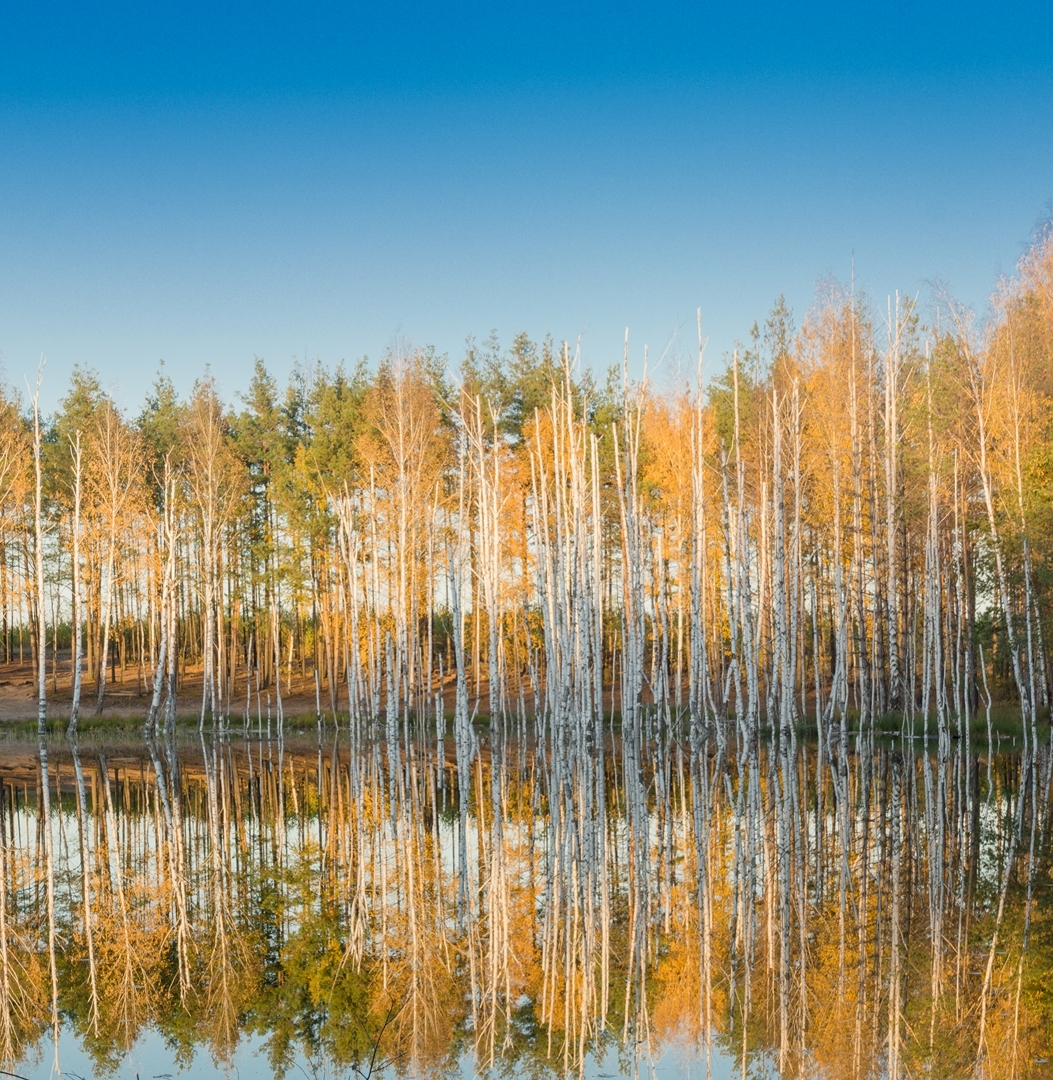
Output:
[{"xmin": 2, "ymin": 2, "xmax": 1053, "ymax": 409}]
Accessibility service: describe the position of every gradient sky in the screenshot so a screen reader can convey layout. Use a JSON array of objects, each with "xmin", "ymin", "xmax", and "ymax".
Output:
[{"xmin": 2, "ymin": 1, "xmax": 1053, "ymax": 410}]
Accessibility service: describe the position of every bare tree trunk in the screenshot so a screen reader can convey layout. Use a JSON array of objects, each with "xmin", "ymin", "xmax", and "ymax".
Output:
[
  {"xmin": 146, "ymin": 471, "xmax": 177, "ymax": 737},
  {"xmin": 69, "ymin": 432, "xmax": 84, "ymax": 732},
  {"xmin": 32, "ymin": 371, "xmax": 47, "ymax": 734},
  {"xmin": 95, "ymin": 534, "xmax": 116, "ymax": 715}
]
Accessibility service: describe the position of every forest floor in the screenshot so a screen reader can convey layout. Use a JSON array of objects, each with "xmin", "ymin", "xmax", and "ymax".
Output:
[
  {"xmin": 0, "ymin": 656, "xmax": 339, "ymax": 724},
  {"xmin": 0, "ymin": 654, "xmax": 506, "ymax": 727},
  {"xmin": 0, "ymin": 655, "xmax": 1043, "ymax": 741}
]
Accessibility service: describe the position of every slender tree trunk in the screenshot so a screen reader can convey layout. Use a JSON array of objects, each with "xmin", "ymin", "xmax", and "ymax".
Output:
[
  {"xmin": 32, "ymin": 374, "xmax": 47, "ymax": 734},
  {"xmin": 69, "ymin": 432, "xmax": 84, "ymax": 732}
]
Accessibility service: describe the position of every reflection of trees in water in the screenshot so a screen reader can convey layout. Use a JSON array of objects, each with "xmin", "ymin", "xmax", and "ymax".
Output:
[
  {"xmin": 0, "ymin": 747, "xmax": 47, "ymax": 1065},
  {"xmin": 0, "ymin": 731, "xmax": 1051, "ymax": 1079}
]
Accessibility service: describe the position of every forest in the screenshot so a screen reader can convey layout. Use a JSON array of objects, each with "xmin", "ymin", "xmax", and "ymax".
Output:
[{"xmin": 4, "ymin": 232, "xmax": 1053, "ymax": 747}]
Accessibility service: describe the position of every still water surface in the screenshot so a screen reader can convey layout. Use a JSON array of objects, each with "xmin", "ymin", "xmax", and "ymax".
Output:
[{"xmin": 0, "ymin": 725, "xmax": 1050, "ymax": 1080}]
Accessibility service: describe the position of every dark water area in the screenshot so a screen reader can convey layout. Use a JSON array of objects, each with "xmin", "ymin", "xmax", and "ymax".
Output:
[{"xmin": 0, "ymin": 722, "xmax": 1051, "ymax": 1080}]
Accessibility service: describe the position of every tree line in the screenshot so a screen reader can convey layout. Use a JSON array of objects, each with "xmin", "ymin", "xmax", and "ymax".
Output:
[{"xmin": 6, "ymin": 232, "xmax": 1053, "ymax": 742}]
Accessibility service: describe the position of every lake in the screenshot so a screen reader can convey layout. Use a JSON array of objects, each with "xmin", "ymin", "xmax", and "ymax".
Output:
[{"xmin": 0, "ymin": 720, "xmax": 1050, "ymax": 1080}]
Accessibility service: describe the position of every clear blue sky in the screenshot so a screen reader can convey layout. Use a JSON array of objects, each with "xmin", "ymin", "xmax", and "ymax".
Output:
[{"xmin": 2, "ymin": 1, "xmax": 1053, "ymax": 409}]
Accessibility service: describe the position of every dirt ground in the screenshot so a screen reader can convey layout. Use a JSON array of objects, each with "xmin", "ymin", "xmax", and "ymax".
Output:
[{"xmin": 0, "ymin": 655, "xmax": 340, "ymax": 724}]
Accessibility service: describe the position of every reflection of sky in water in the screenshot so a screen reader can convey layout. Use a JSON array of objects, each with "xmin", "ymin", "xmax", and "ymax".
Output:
[
  {"xmin": 24, "ymin": 1029, "xmax": 768, "ymax": 1080},
  {"xmin": 977, "ymin": 796, "xmax": 1015, "ymax": 894}
]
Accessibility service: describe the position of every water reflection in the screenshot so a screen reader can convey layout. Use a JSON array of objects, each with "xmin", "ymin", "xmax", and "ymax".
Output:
[{"xmin": 0, "ymin": 725, "xmax": 1050, "ymax": 1079}]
